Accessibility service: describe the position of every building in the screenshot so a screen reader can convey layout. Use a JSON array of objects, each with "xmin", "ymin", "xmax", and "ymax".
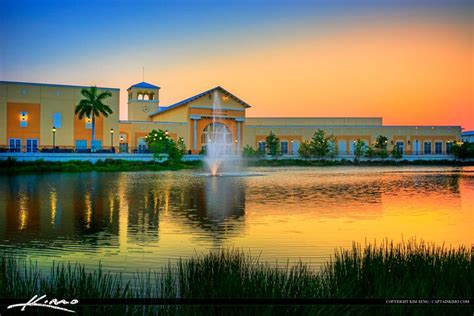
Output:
[
  {"xmin": 0, "ymin": 80, "xmax": 462, "ymax": 156},
  {"xmin": 461, "ymin": 131, "xmax": 474, "ymax": 143}
]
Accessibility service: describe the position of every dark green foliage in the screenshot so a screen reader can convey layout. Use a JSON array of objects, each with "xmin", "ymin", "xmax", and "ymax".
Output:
[
  {"xmin": 0, "ymin": 158, "xmax": 201, "ymax": 174},
  {"xmin": 298, "ymin": 141, "xmax": 312, "ymax": 159},
  {"xmin": 310, "ymin": 129, "xmax": 332, "ymax": 158},
  {"xmin": 146, "ymin": 129, "xmax": 183, "ymax": 165},
  {"xmin": 391, "ymin": 147, "xmax": 403, "ymax": 159},
  {"xmin": 242, "ymin": 145, "xmax": 260, "ymax": 158},
  {"xmin": 0, "ymin": 242, "xmax": 471, "ymax": 315},
  {"xmin": 451, "ymin": 142, "xmax": 474, "ymax": 159},
  {"xmin": 265, "ymin": 131, "xmax": 280, "ymax": 156},
  {"xmin": 354, "ymin": 139, "xmax": 367, "ymax": 159}
]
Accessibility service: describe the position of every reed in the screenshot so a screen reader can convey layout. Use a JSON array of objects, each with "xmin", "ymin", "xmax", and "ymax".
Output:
[{"xmin": 1, "ymin": 241, "xmax": 471, "ymax": 315}]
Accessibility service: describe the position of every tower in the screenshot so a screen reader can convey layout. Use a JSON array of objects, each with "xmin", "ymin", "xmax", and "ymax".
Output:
[{"xmin": 127, "ymin": 82, "xmax": 160, "ymax": 121}]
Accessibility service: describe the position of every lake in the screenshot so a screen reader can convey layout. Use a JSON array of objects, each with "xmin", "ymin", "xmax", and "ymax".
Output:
[{"xmin": 0, "ymin": 166, "xmax": 472, "ymax": 274}]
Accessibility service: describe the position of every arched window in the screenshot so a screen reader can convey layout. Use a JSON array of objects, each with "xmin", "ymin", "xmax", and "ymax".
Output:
[
  {"xmin": 149, "ymin": 93, "xmax": 155, "ymax": 100},
  {"xmin": 143, "ymin": 93, "xmax": 150, "ymax": 100},
  {"xmin": 201, "ymin": 122, "xmax": 232, "ymax": 154},
  {"xmin": 138, "ymin": 93, "xmax": 143, "ymax": 100}
]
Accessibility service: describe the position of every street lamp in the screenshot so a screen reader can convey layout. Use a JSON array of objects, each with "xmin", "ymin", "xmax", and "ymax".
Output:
[
  {"xmin": 52, "ymin": 126, "xmax": 56, "ymax": 152},
  {"xmin": 110, "ymin": 128, "xmax": 114, "ymax": 151}
]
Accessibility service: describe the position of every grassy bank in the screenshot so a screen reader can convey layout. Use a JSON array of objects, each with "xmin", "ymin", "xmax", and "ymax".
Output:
[
  {"xmin": 1, "ymin": 241, "xmax": 471, "ymax": 315},
  {"xmin": 0, "ymin": 158, "xmax": 201, "ymax": 174},
  {"xmin": 246, "ymin": 158, "xmax": 474, "ymax": 167}
]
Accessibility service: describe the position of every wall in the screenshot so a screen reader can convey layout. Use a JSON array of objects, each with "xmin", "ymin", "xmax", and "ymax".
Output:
[{"xmin": 0, "ymin": 81, "xmax": 120, "ymax": 148}]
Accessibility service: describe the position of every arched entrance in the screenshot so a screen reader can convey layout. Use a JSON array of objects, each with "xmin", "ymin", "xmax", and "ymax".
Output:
[{"xmin": 201, "ymin": 122, "xmax": 233, "ymax": 154}]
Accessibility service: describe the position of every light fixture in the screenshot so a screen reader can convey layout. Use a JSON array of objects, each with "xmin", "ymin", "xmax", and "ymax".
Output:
[
  {"xmin": 20, "ymin": 113, "xmax": 27, "ymax": 121},
  {"xmin": 110, "ymin": 128, "xmax": 114, "ymax": 134},
  {"xmin": 51, "ymin": 126, "xmax": 56, "ymax": 133},
  {"xmin": 120, "ymin": 135, "xmax": 124, "ymax": 142}
]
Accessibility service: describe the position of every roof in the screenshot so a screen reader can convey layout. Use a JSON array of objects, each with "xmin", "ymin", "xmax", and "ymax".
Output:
[
  {"xmin": 149, "ymin": 86, "xmax": 251, "ymax": 116},
  {"xmin": 462, "ymin": 130, "xmax": 474, "ymax": 136},
  {"xmin": 0, "ymin": 80, "xmax": 120, "ymax": 91},
  {"xmin": 127, "ymin": 82, "xmax": 160, "ymax": 90}
]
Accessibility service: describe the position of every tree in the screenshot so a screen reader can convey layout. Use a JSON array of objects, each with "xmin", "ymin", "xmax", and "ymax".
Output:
[
  {"xmin": 177, "ymin": 137, "xmax": 187, "ymax": 155},
  {"xmin": 298, "ymin": 141, "xmax": 312, "ymax": 159},
  {"xmin": 354, "ymin": 139, "xmax": 366, "ymax": 159},
  {"xmin": 374, "ymin": 135, "xmax": 388, "ymax": 150},
  {"xmin": 310, "ymin": 129, "xmax": 331, "ymax": 158},
  {"xmin": 374, "ymin": 135, "xmax": 389, "ymax": 158},
  {"xmin": 451, "ymin": 142, "xmax": 474, "ymax": 159},
  {"xmin": 391, "ymin": 147, "xmax": 403, "ymax": 159},
  {"xmin": 75, "ymin": 86, "xmax": 113, "ymax": 151},
  {"xmin": 146, "ymin": 129, "xmax": 183, "ymax": 165},
  {"xmin": 265, "ymin": 131, "xmax": 280, "ymax": 156}
]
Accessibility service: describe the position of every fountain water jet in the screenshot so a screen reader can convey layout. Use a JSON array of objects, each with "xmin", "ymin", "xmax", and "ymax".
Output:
[{"xmin": 204, "ymin": 90, "xmax": 232, "ymax": 176}]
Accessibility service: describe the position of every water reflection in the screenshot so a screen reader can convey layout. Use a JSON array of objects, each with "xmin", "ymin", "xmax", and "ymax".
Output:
[{"xmin": 0, "ymin": 167, "xmax": 471, "ymax": 271}]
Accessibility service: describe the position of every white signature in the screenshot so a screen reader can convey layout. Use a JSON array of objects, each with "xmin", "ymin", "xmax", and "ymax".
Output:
[{"xmin": 7, "ymin": 294, "xmax": 79, "ymax": 313}]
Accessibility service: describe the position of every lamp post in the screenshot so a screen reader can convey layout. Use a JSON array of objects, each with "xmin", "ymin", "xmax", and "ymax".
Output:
[
  {"xmin": 52, "ymin": 126, "xmax": 56, "ymax": 152},
  {"xmin": 110, "ymin": 128, "xmax": 114, "ymax": 152}
]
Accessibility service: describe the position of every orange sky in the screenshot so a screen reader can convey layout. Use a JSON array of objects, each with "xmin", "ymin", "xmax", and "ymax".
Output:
[{"xmin": 142, "ymin": 19, "xmax": 472, "ymax": 129}]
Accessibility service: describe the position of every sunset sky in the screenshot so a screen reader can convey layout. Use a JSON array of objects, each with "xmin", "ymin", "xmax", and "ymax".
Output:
[{"xmin": 1, "ymin": 0, "xmax": 472, "ymax": 129}]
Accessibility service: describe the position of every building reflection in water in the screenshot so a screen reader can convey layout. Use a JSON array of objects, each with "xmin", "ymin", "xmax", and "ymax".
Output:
[{"xmin": 0, "ymin": 169, "xmax": 469, "ymax": 268}]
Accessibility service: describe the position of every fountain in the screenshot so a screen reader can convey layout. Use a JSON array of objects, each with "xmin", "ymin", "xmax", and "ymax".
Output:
[
  {"xmin": 201, "ymin": 90, "xmax": 262, "ymax": 178},
  {"xmin": 204, "ymin": 90, "xmax": 233, "ymax": 176}
]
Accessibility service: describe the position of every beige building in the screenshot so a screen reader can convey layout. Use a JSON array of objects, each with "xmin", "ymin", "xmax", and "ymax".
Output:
[{"xmin": 0, "ymin": 80, "xmax": 462, "ymax": 156}]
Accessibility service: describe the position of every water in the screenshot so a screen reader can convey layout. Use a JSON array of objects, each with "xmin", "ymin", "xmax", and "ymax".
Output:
[{"xmin": 0, "ymin": 166, "xmax": 472, "ymax": 275}]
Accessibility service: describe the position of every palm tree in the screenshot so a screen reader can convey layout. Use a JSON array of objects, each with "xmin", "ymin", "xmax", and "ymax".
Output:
[{"xmin": 75, "ymin": 86, "xmax": 113, "ymax": 151}]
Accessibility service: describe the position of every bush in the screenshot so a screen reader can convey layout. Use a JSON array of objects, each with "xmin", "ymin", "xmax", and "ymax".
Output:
[
  {"xmin": 452, "ymin": 142, "xmax": 474, "ymax": 159},
  {"xmin": 242, "ymin": 145, "xmax": 259, "ymax": 158}
]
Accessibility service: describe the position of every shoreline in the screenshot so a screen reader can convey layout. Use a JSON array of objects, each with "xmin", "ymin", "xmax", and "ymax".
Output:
[{"xmin": 0, "ymin": 158, "xmax": 473, "ymax": 174}]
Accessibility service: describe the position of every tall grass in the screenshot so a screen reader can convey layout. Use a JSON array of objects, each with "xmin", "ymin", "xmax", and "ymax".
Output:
[{"xmin": 0, "ymin": 241, "xmax": 472, "ymax": 315}]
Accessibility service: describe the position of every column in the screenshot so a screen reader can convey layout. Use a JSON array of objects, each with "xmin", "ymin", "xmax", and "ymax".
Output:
[
  {"xmin": 190, "ymin": 115, "xmax": 201, "ymax": 152},
  {"xmin": 235, "ymin": 117, "xmax": 245, "ymax": 154}
]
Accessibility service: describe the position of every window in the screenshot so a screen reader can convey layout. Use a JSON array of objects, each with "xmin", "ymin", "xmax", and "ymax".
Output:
[
  {"xmin": 26, "ymin": 139, "xmax": 38, "ymax": 153},
  {"xmin": 144, "ymin": 94, "xmax": 150, "ymax": 100},
  {"xmin": 85, "ymin": 116, "xmax": 92, "ymax": 129},
  {"xmin": 258, "ymin": 141, "xmax": 266, "ymax": 154},
  {"xmin": 201, "ymin": 123, "xmax": 233, "ymax": 155},
  {"xmin": 435, "ymin": 142, "xmax": 442, "ymax": 154},
  {"xmin": 281, "ymin": 141, "xmax": 288, "ymax": 154},
  {"xmin": 138, "ymin": 93, "xmax": 143, "ymax": 100},
  {"xmin": 338, "ymin": 140, "xmax": 346, "ymax": 155},
  {"xmin": 91, "ymin": 140, "xmax": 102, "ymax": 150},
  {"xmin": 9, "ymin": 138, "xmax": 22, "ymax": 152},
  {"xmin": 350, "ymin": 140, "xmax": 357, "ymax": 154},
  {"xmin": 20, "ymin": 112, "xmax": 28, "ymax": 127},
  {"xmin": 446, "ymin": 142, "xmax": 453, "ymax": 155},
  {"xmin": 137, "ymin": 138, "xmax": 148, "ymax": 153},
  {"xmin": 424, "ymin": 142, "xmax": 432, "ymax": 155},
  {"xmin": 413, "ymin": 140, "xmax": 421, "ymax": 154},
  {"xmin": 396, "ymin": 141, "xmax": 404, "ymax": 154},
  {"xmin": 53, "ymin": 112, "xmax": 61, "ymax": 128},
  {"xmin": 76, "ymin": 140, "xmax": 87, "ymax": 150}
]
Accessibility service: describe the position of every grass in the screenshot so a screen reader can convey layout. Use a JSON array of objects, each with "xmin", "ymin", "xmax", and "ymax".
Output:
[
  {"xmin": 0, "ymin": 241, "xmax": 472, "ymax": 315},
  {"xmin": 0, "ymin": 158, "xmax": 201, "ymax": 174}
]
